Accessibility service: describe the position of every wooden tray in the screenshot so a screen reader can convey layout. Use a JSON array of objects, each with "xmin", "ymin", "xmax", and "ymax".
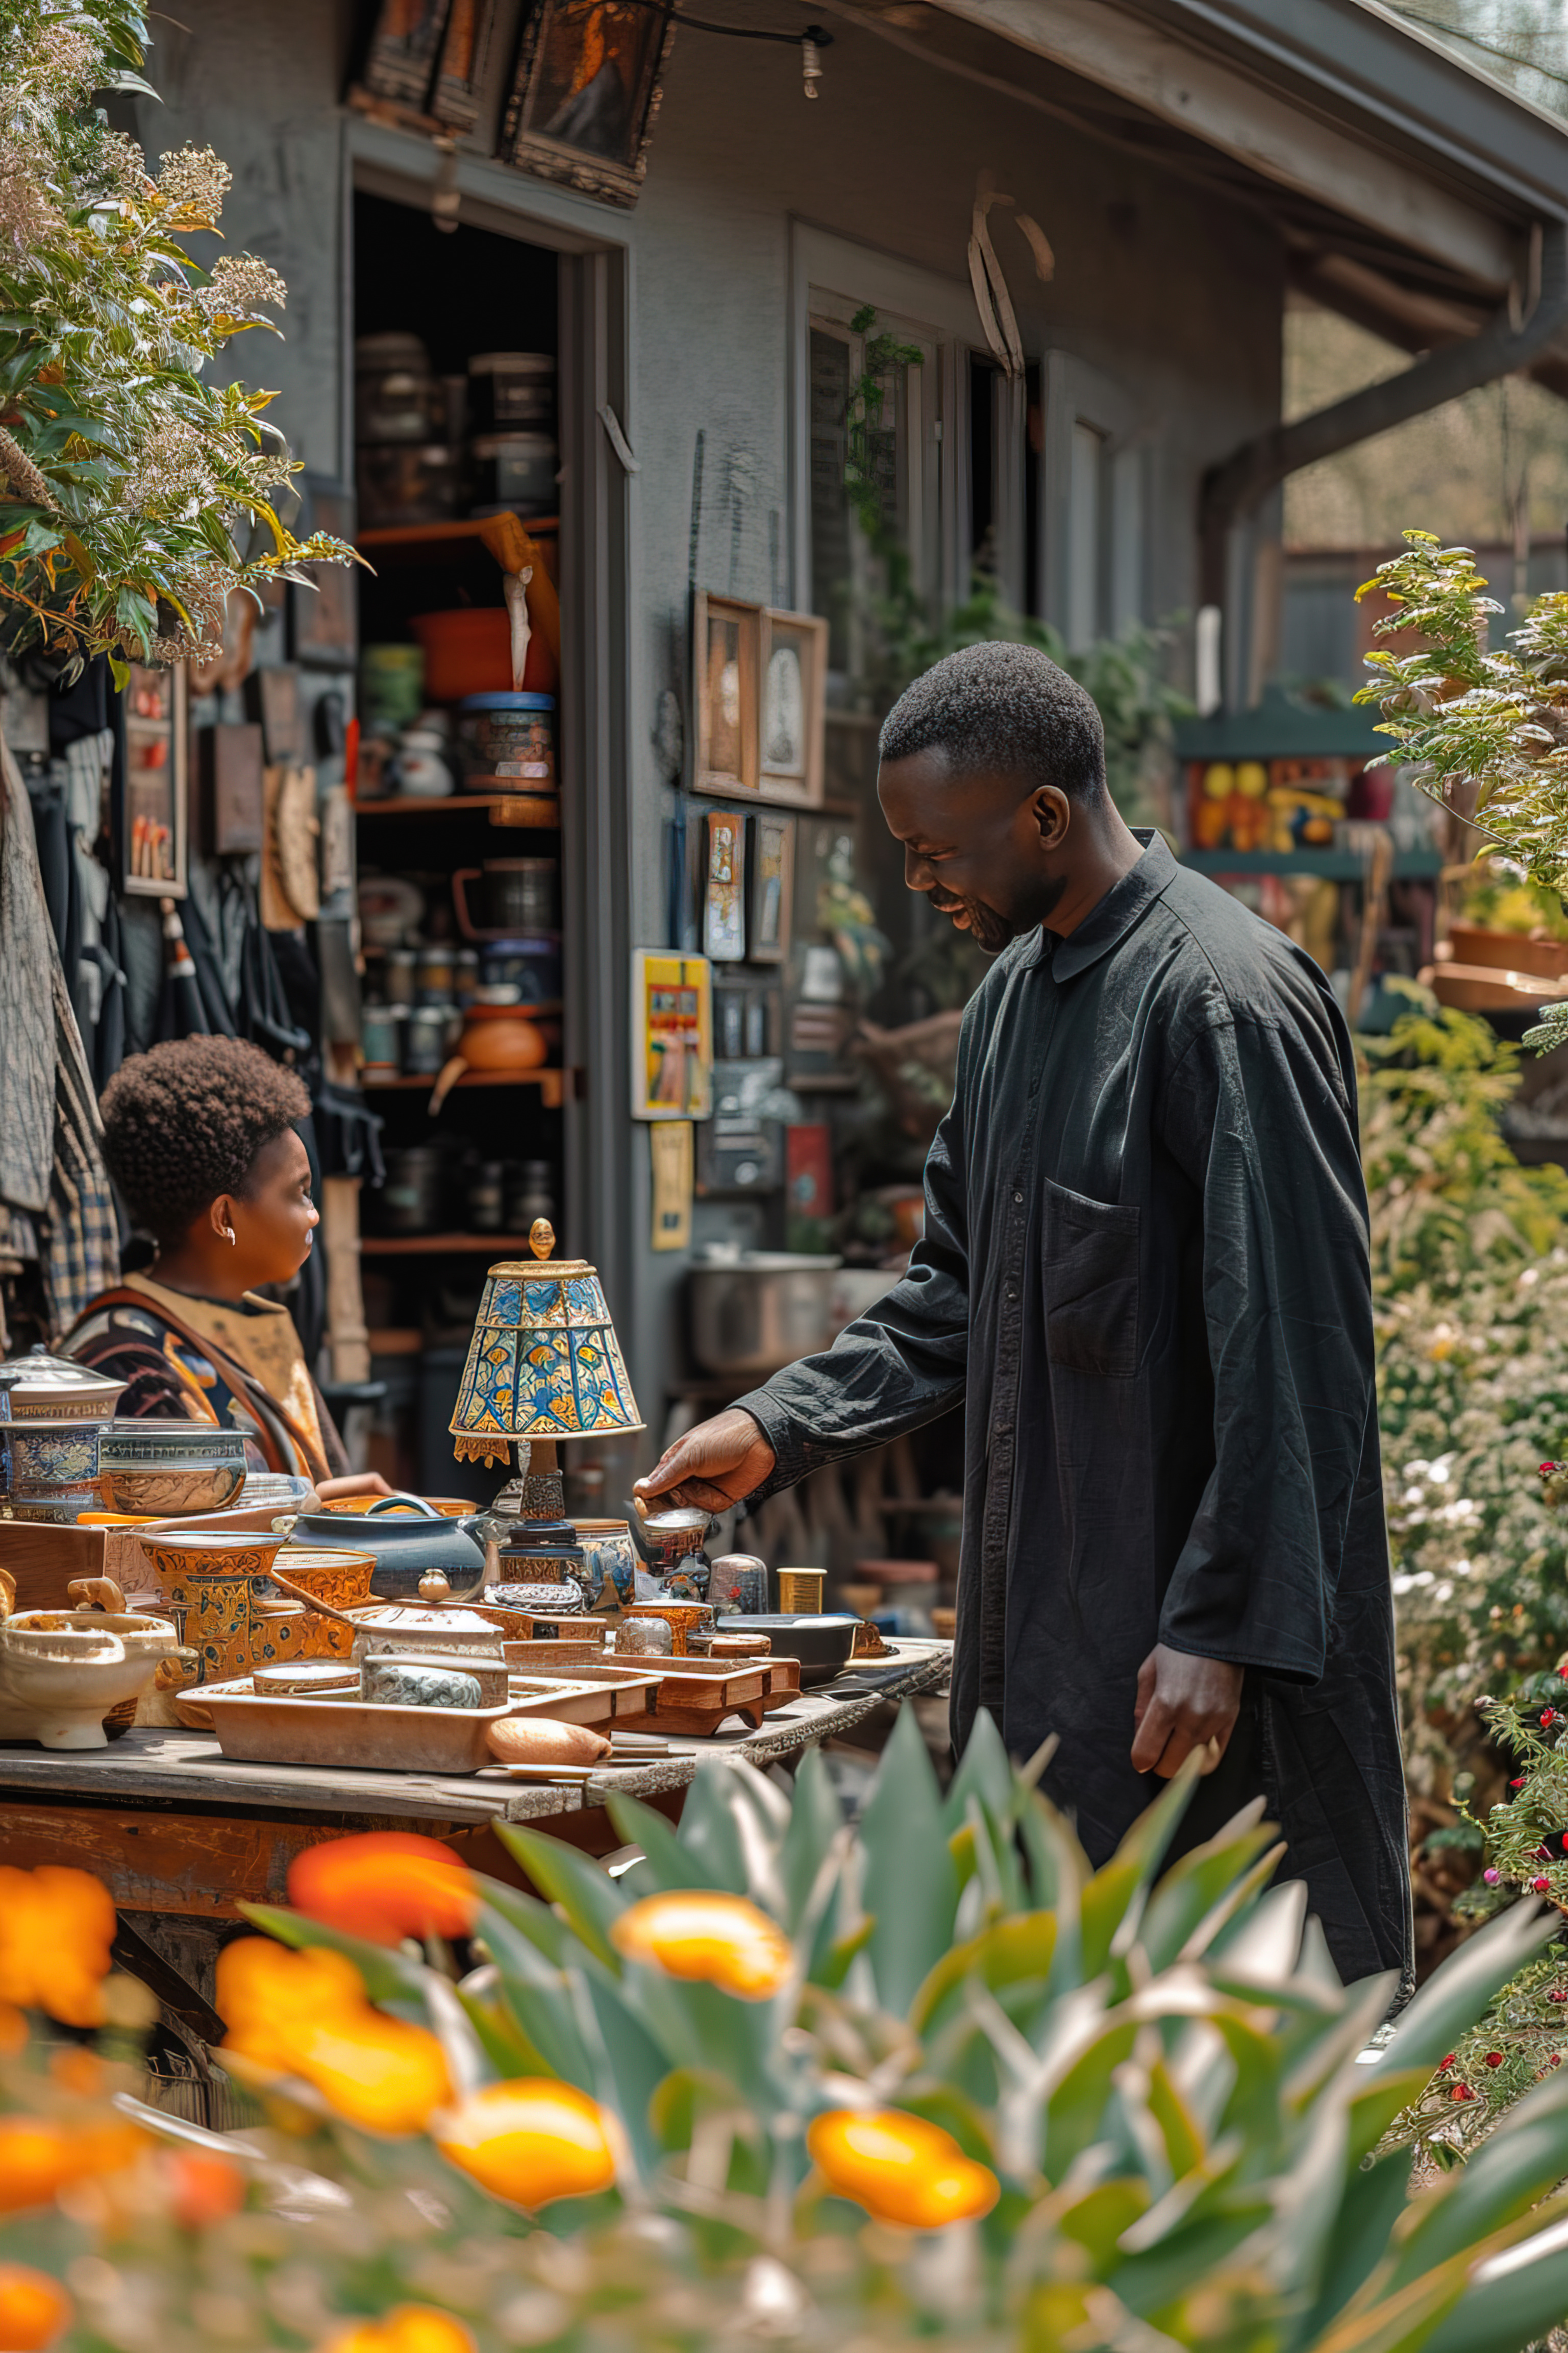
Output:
[{"xmin": 517, "ymin": 1657, "xmax": 802, "ymax": 1737}]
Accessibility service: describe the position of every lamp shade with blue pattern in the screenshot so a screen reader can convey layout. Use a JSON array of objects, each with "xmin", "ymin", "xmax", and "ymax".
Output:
[{"xmin": 450, "ymin": 1221, "xmax": 644, "ymax": 1466}]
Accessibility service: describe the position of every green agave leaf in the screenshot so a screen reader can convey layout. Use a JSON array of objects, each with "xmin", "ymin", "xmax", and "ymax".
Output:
[
  {"xmin": 1119, "ymin": 2199, "xmax": 1278, "ymax": 2320},
  {"xmin": 910, "ymin": 1908, "xmax": 1058, "ymax": 2036},
  {"xmin": 1136, "ymin": 1806, "xmax": 1279, "ymax": 1971},
  {"xmin": 1056, "ymin": 2175, "xmax": 1152, "ymax": 2267},
  {"xmin": 235, "ymin": 1902, "xmax": 429, "ymax": 2006},
  {"xmin": 1366, "ymin": 1902, "xmax": 1559, "ymax": 2084},
  {"xmin": 1042, "ymin": 2021, "xmax": 1138, "ymax": 2184},
  {"xmin": 493, "ymin": 1823, "xmax": 628, "ymax": 1969},
  {"xmin": 1211, "ymin": 2011, "xmax": 1286, "ymax": 2149},
  {"xmin": 1422, "ymin": 2198, "xmax": 1568, "ymax": 2353},
  {"xmin": 1293, "ymin": 2149, "xmax": 1419, "ymax": 2348},
  {"xmin": 579, "ymin": 1973, "xmax": 675, "ymax": 2179},
  {"xmin": 859, "ymin": 1705, "xmax": 959, "ymax": 2016},
  {"xmin": 455, "ymin": 1986, "xmax": 555, "ymax": 2081},
  {"xmin": 465, "ymin": 1919, "xmax": 596, "ymax": 2087},
  {"xmin": 475, "ymin": 1876, "xmax": 571, "ymax": 1966},
  {"xmin": 1387, "ymin": 2074, "xmax": 1568, "ymax": 2293},
  {"xmin": 940, "ymin": 1705, "xmax": 1014, "ymax": 1835},
  {"xmin": 1016, "ymin": 1788, "xmax": 1085, "ymax": 1996},
  {"xmin": 604, "ymin": 1790, "xmax": 730, "ymax": 1895},
  {"xmin": 675, "ymin": 1760, "xmax": 751, "ymax": 1890},
  {"xmin": 1347, "ymin": 2070, "xmax": 1434, "ymax": 2169}
]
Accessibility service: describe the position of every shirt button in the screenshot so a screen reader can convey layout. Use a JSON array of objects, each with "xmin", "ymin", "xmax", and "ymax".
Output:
[
  {"xmin": 1013, "ymin": 1191, "xmax": 1024, "ymax": 1204},
  {"xmin": 1006, "ymin": 1287, "xmax": 1017, "ymax": 1301}
]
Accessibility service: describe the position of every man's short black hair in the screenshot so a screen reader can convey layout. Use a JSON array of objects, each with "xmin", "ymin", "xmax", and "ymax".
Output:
[
  {"xmin": 100, "ymin": 1037, "xmax": 311, "ymax": 1244},
  {"xmin": 878, "ymin": 640, "xmax": 1107, "ymax": 803}
]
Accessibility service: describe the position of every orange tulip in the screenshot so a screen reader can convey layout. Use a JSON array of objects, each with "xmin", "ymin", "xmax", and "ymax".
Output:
[
  {"xmin": 164, "ymin": 2149, "xmax": 246, "ymax": 2229},
  {"xmin": 0, "ymin": 1867, "xmax": 116, "ymax": 2027},
  {"xmin": 434, "ymin": 2079, "xmax": 621, "ymax": 2208},
  {"xmin": 610, "ymin": 1892, "xmax": 792, "ymax": 2001},
  {"xmin": 807, "ymin": 2109, "xmax": 1000, "ymax": 2230},
  {"xmin": 320, "ymin": 2307, "xmax": 475, "ymax": 2353},
  {"xmin": 217, "ymin": 1940, "xmax": 451, "ymax": 2136},
  {"xmin": 0, "ymin": 2266, "xmax": 71, "ymax": 2350},
  {"xmin": 288, "ymin": 1834, "xmax": 476, "ymax": 1948},
  {"xmin": 0, "ymin": 2117, "xmax": 145, "ymax": 2214}
]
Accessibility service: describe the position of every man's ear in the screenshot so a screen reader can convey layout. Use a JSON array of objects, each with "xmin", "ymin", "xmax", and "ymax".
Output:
[{"xmin": 1031, "ymin": 786, "xmax": 1072, "ymax": 852}]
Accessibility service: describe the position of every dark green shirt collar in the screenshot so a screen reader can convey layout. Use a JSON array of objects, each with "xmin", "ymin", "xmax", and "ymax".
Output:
[{"xmin": 1019, "ymin": 829, "xmax": 1177, "ymax": 977}]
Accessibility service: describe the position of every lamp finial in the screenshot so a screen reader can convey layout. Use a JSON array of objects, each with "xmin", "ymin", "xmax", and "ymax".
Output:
[{"xmin": 529, "ymin": 1218, "xmax": 555, "ymax": 1261}]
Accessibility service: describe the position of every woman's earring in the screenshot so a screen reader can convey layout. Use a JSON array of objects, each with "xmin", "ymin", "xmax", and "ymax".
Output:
[{"xmin": 225, "ymin": 1228, "xmax": 236, "ymax": 1246}]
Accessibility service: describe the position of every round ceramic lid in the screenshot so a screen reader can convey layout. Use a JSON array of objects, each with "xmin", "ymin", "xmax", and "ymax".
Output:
[
  {"xmin": 0, "ymin": 1352, "xmax": 125, "ymax": 1418},
  {"xmin": 350, "ymin": 1605, "xmax": 498, "ymax": 1635},
  {"xmin": 642, "ymin": 1506, "xmax": 713, "ymax": 1535}
]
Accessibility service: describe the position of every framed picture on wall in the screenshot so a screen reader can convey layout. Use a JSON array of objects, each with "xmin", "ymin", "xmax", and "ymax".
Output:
[
  {"xmin": 502, "ymin": 0, "xmax": 676, "ymax": 208},
  {"xmin": 748, "ymin": 811, "xmax": 794, "ymax": 962},
  {"xmin": 631, "ymin": 949, "xmax": 713, "ymax": 1121},
  {"xmin": 121, "ymin": 664, "xmax": 189, "ymax": 899},
  {"xmin": 758, "ymin": 607, "xmax": 827, "ymax": 806},
  {"xmin": 692, "ymin": 590, "xmax": 760, "ymax": 798},
  {"xmin": 359, "ymin": 0, "xmax": 452, "ymax": 108}
]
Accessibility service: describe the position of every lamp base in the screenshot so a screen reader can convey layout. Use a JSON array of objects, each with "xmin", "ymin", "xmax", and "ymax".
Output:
[{"xmin": 521, "ymin": 1436, "xmax": 564, "ymax": 1522}]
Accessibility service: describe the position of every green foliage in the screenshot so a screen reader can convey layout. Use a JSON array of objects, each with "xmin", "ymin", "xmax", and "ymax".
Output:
[
  {"xmin": 0, "ymin": 0, "xmax": 354, "ymax": 675},
  {"xmin": 1358, "ymin": 1007, "xmax": 1568, "ymax": 1797},
  {"xmin": 47, "ymin": 1716, "xmax": 1568, "ymax": 2353},
  {"xmin": 1355, "ymin": 530, "xmax": 1568, "ymax": 1047}
]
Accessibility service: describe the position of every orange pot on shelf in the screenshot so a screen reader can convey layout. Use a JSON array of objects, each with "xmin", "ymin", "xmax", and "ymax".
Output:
[
  {"xmin": 428, "ymin": 1003, "xmax": 549, "ymax": 1113},
  {"xmin": 410, "ymin": 607, "xmax": 559, "ymax": 701}
]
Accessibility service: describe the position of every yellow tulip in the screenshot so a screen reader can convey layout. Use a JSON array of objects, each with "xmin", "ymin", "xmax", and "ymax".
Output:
[
  {"xmin": 434, "ymin": 2079, "xmax": 621, "ymax": 2208},
  {"xmin": 0, "ymin": 1867, "xmax": 116, "ymax": 2028},
  {"xmin": 807, "ymin": 2109, "xmax": 1000, "ymax": 2229},
  {"xmin": 217, "ymin": 1940, "xmax": 451, "ymax": 2136},
  {"xmin": 0, "ymin": 2117, "xmax": 145, "ymax": 2215},
  {"xmin": 320, "ymin": 2307, "xmax": 475, "ymax": 2353},
  {"xmin": 611, "ymin": 1892, "xmax": 792, "ymax": 2000},
  {"xmin": 0, "ymin": 2265, "xmax": 72, "ymax": 2350}
]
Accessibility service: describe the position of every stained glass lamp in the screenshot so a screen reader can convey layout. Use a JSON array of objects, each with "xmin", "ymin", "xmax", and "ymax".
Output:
[{"xmin": 450, "ymin": 1219, "xmax": 644, "ymax": 1524}]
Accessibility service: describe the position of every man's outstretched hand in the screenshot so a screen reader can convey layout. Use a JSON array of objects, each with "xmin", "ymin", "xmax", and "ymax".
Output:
[
  {"xmin": 634, "ymin": 1407, "xmax": 777, "ymax": 1517},
  {"xmin": 1130, "ymin": 1643, "xmax": 1244, "ymax": 1778}
]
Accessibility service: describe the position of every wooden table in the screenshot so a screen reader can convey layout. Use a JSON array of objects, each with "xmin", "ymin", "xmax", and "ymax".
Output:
[{"xmin": 0, "ymin": 1642, "xmax": 950, "ymax": 1993}]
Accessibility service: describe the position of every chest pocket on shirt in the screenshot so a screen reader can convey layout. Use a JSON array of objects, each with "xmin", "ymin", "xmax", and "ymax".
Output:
[{"xmin": 1043, "ymin": 1181, "xmax": 1140, "ymax": 1379}]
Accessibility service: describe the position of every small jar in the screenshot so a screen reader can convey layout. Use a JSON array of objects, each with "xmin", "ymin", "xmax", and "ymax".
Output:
[
  {"xmin": 403, "ymin": 1006, "xmax": 451, "ymax": 1076},
  {"xmin": 467, "ymin": 1161, "xmax": 505, "ymax": 1232},
  {"xmin": 361, "ymin": 1002, "xmax": 401, "ymax": 1079},
  {"xmin": 506, "ymin": 1158, "xmax": 555, "ymax": 1231},
  {"xmin": 416, "ymin": 943, "xmax": 456, "ymax": 1002}
]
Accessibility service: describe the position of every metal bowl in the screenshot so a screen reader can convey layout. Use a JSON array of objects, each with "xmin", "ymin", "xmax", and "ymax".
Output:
[
  {"xmin": 687, "ymin": 1255, "xmax": 842, "ymax": 1379},
  {"xmin": 720, "ymin": 1612, "xmax": 860, "ymax": 1687},
  {"xmin": 99, "ymin": 1422, "xmax": 248, "ymax": 1518}
]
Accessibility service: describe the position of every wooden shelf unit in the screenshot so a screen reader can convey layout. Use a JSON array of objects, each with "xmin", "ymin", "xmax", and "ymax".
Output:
[
  {"xmin": 362, "ymin": 1069, "xmax": 565, "ymax": 1105},
  {"xmin": 362, "ymin": 1233, "xmax": 547, "ymax": 1256}
]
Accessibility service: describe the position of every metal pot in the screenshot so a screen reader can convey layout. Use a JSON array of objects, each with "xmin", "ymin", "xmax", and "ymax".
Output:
[
  {"xmin": 687, "ymin": 1254, "xmax": 842, "ymax": 1379},
  {"xmin": 290, "ymin": 1493, "xmax": 486, "ymax": 1602}
]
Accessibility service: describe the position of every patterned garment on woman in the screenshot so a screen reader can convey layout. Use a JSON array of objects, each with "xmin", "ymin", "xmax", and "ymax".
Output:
[{"xmin": 63, "ymin": 1272, "xmax": 344, "ymax": 1483}]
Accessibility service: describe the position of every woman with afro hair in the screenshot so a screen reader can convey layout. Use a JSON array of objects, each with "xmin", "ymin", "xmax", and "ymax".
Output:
[{"xmin": 61, "ymin": 1037, "xmax": 386, "ymax": 1498}]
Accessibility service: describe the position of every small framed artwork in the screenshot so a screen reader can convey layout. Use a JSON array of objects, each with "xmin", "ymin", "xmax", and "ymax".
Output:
[
  {"xmin": 432, "ymin": 0, "xmax": 500, "ymax": 130},
  {"xmin": 631, "ymin": 949, "xmax": 713, "ymax": 1121},
  {"xmin": 291, "ymin": 478, "xmax": 358, "ymax": 670},
  {"xmin": 360, "ymin": 0, "xmax": 451, "ymax": 107},
  {"xmin": 704, "ymin": 810, "xmax": 745, "ymax": 962},
  {"xmin": 502, "ymin": 0, "xmax": 676, "ymax": 208},
  {"xmin": 748, "ymin": 811, "xmax": 794, "ymax": 963},
  {"xmin": 692, "ymin": 590, "xmax": 759, "ymax": 798},
  {"xmin": 758, "ymin": 607, "xmax": 827, "ymax": 806},
  {"xmin": 121, "ymin": 664, "xmax": 188, "ymax": 899}
]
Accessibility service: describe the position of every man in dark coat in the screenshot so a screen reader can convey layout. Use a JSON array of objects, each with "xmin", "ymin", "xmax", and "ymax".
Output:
[{"xmin": 637, "ymin": 641, "xmax": 1411, "ymax": 1993}]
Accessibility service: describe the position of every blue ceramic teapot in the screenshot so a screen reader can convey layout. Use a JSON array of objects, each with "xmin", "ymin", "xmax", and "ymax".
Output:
[{"xmin": 290, "ymin": 1492, "xmax": 486, "ymax": 1602}]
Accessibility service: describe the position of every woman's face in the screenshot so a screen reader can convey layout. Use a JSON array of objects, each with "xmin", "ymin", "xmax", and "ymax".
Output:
[{"xmin": 229, "ymin": 1128, "xmax": 318, "ymax": 1288}]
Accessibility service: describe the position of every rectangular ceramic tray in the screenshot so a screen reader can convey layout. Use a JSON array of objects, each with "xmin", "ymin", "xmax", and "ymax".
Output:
[
  {"xmin": 175, "ymin": 1673, "xmax": 659, "ymax": 1768},
  {"xmin": 189, "ymin": 1688, "xmax": 516, "ymax": 1773}
]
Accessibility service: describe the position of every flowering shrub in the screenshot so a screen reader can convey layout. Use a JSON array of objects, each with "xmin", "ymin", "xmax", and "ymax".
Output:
[
  {"xmin": 7, "ymin": 1721, "xmax": 1568, "ymax": 2352},
  {"xmin": 0, "ymin": 0, "xmax": 352, "ymax": 674},
  {"xmin": 1354, "ymin": 1006, "xmax": 1568, "ymax": 1801}
]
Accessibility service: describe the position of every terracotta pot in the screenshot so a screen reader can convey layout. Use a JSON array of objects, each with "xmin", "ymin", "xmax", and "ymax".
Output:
[{"xmin": 428, "ymin": 1004, "xmax": 548, "ymax": 1112}]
